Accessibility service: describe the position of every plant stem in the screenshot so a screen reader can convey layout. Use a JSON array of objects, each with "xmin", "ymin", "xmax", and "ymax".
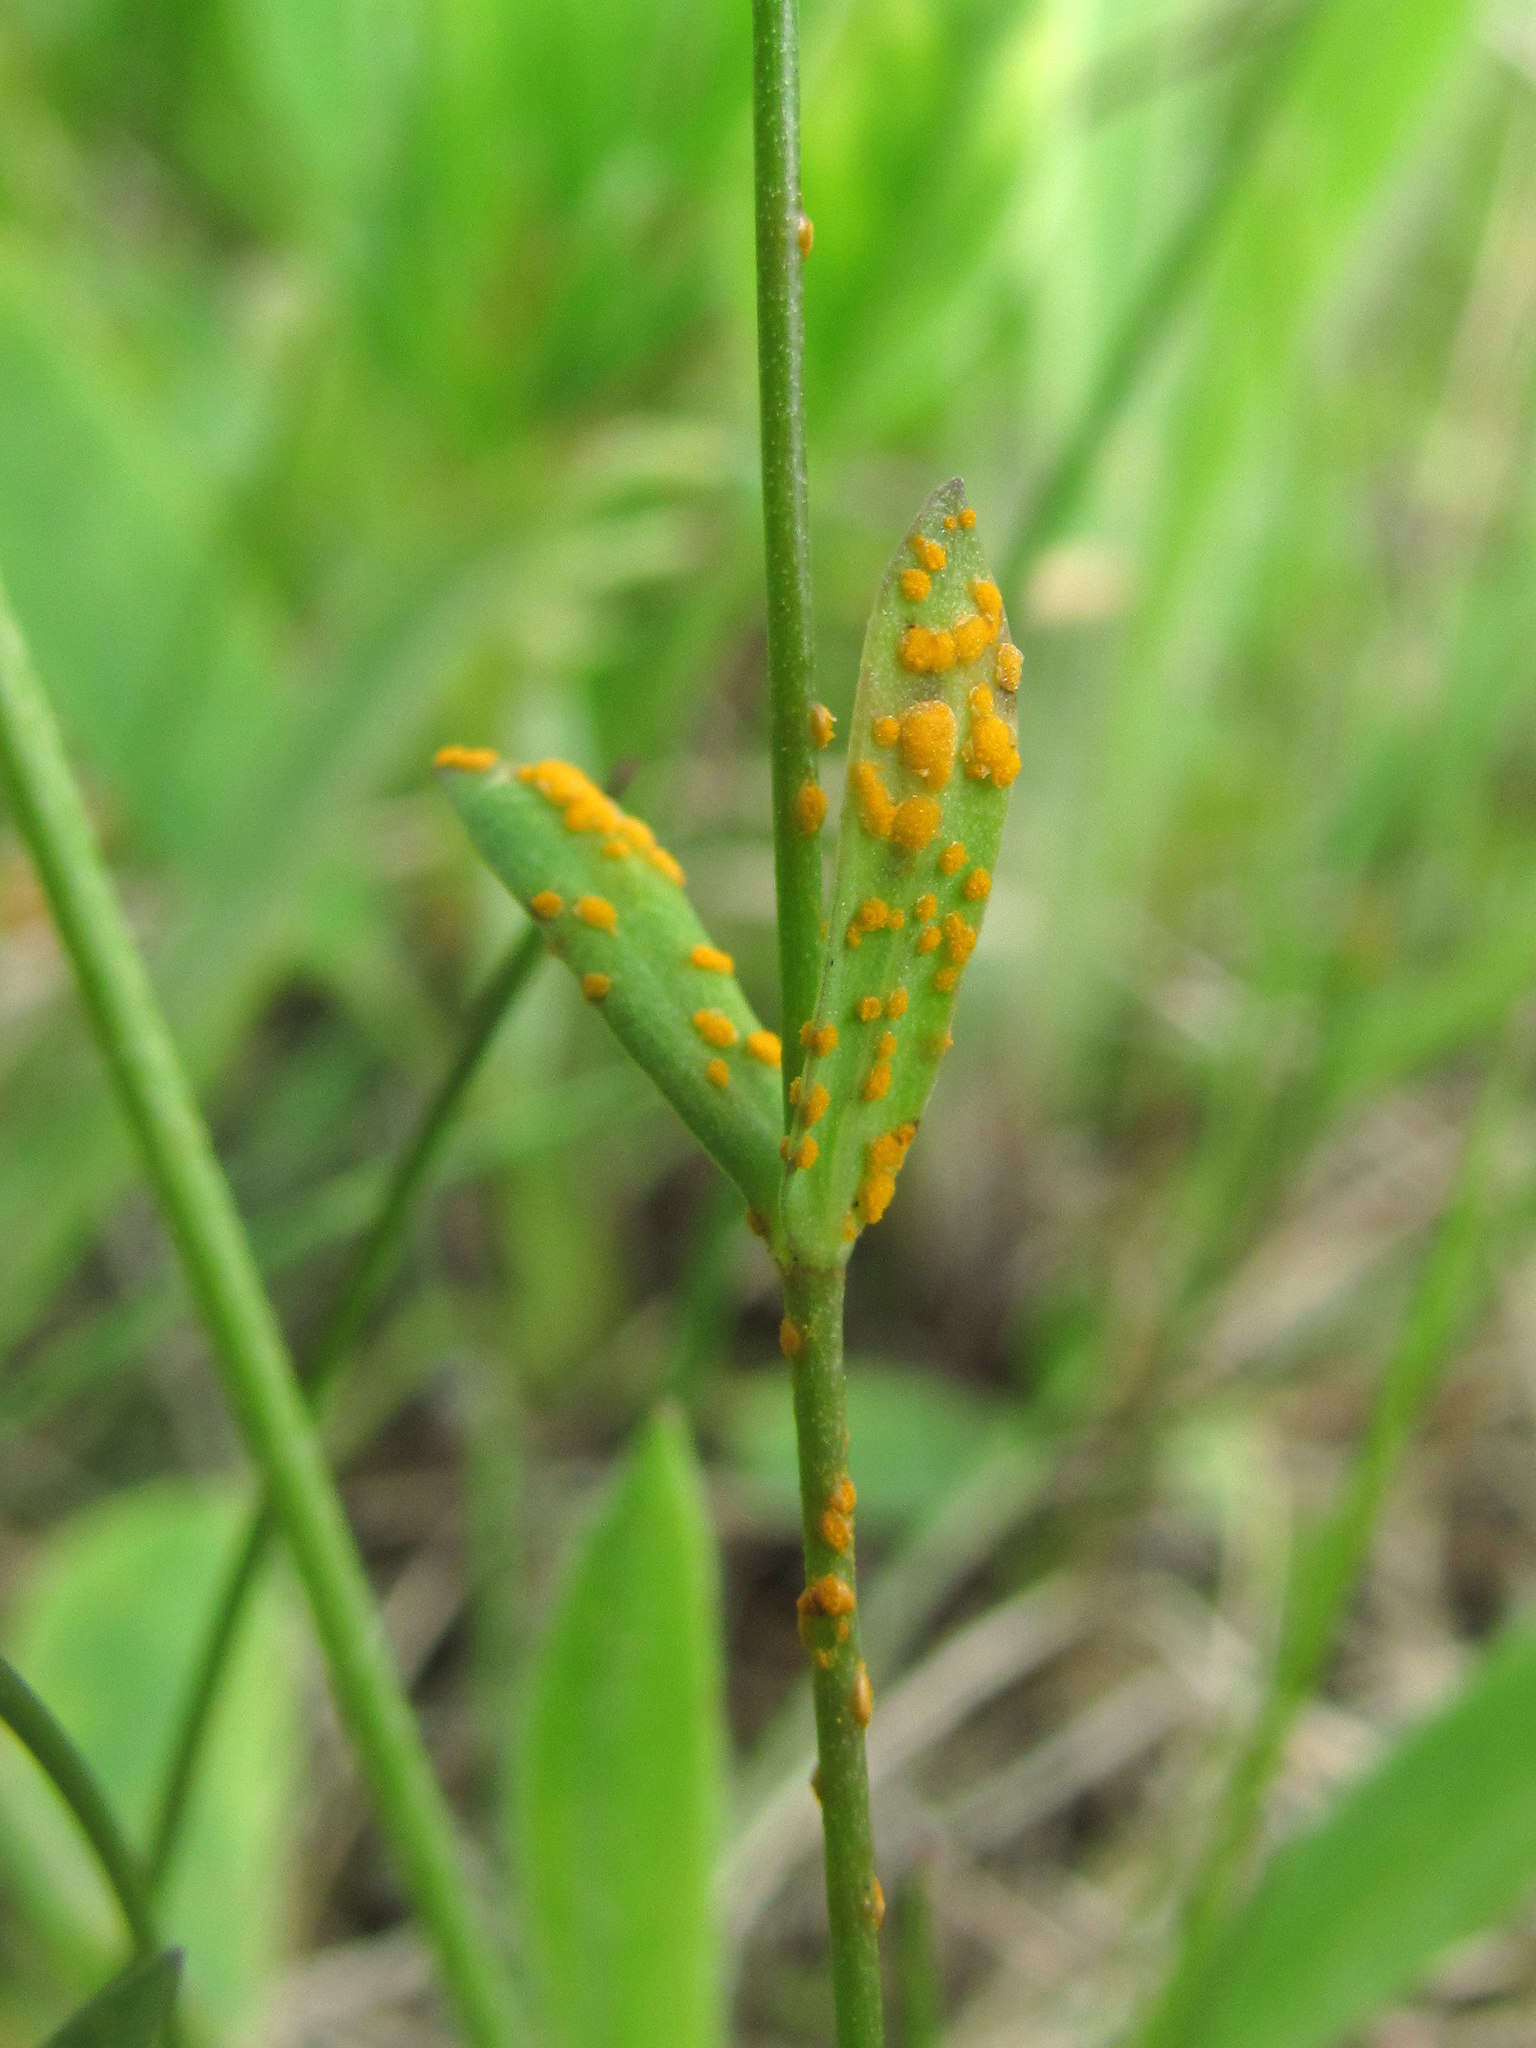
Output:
[
  {"xmin": 146, "ymin": 925, "xmax": 543, "ymax": 1893},
  {"xmin": 784, "ymin": 1261, "xmax": 884, "ymax": 2047},
  {"xmin": 752, "ymin": 0, "xmax": 822, "ymax": 1097},
  {"xmin": 0, "ymin": 592, "xmax": 524, "ymax": 2048},
  {"xmin": 0, "ymin": 1654, "xmax": 159, "ymax": 1955}
]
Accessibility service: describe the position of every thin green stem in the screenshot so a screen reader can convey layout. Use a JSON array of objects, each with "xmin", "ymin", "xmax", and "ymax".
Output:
[
  {"xmin": 1000, "ymin": 0, "xmax": 1323, "ymax": 589},
  {"xmin": 0, "ymin": 589, "xmax": 523, "ymax": 2048},
  {"xmin": 752, "ymin": 0, "xmax": 823, "ymax": 1098},
  {"xmin": 146, "ymin": 926, "xmax": 543, "ymax": 1893},
  {"xmin": 784, "ymin": 1261, "xmax": 884, "ymax": 2048},
  {"xmin": 0, "ymin": 1655, "xmax": 159, "ymax": 1955}
]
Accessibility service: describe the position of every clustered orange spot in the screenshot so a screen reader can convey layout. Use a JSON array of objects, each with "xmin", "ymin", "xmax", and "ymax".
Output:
[
  {"xmin": 690, "ymin": 943, "xmax": 733, "ymax": 973},
  {"xmin": 899, "ymin": 566, "xmax": 931, "ymax": 603},
  {"xmin": 934, "ymin": 964, "xmax": 959, "ymax": 992},
  {"xmin": 913, "ymin": 893, "xmax": 937, "ymax": 922},
  {"xmin": 693, "ymin": 1008, "xmax": 738, "ymax": 1048},
  {"xmin": 433, "ymin": 744, "xmax": 499, "ymax": 773},
  {"xmin": 575, "ymin": 894, "xmax": 618, "ymax": 932},
  {"xmin": 942, "ymin": 513, "xmax": 958, "ymax": 531},
  {"xmin": 953, "ymin": 610, "xmax": 996, "ymax": 663},
  {"xmin": 852, "ymin": 760, "xmax": 898, "ymax": 839},
  {"xmin": 855, "ymin": 1121, "xmax": 918, "ymax": 1228},
  {"xmin": 996, "ymin": 640, "xmax": 1023, "ymax": 692},
  {"xmin": 970, "ymin": 575, "xmax": 1001, "ymax": 621},
  {"xmin": 969, "ymin": 684, "xmax": 994, "ymax": 717},
  {"xmin": 850, "ymin": 1661, "xmax": 873, "ymax": 1729},
  {"xmin": 820, "ymin": 1507, "xmax": 852, "ymax": 1552},
  {"xmin": 857, "ymin": 995, "xmax": 883, "ymax": 1023},
  {"xmin": 963, "ymin": 867, "xmax": 992, "ymax": 901},
  {"xmin": 868, "ymin": 1877, "xmax": 886, "ymax": 1930},
  {"xmin": 706, "ymin": 1057, "xmax": 730, "ymax": 1088},
  {"xmin": 798, "ymin": 1573, "xmax": 857, "ymax": 1622},
  {"xmin": 875, "ymin": 1030, "xmax": 897, "ymax": 1059},
  {"xmin": 794, "ymin": 781, "xmax": 829, "ymax": 835},
  {"xmin": 792, "ymin": 1135, "xmax": 819, "ymax": 1170},
  {"xmin": 862, "ymin": 1062, "xmax": 892, "ymax": 1101},
  {"xmin": 582, "ymin": 972, "xmax": 611, "ymax": 1001},
  {"xmin": 891, "ymin": 793, "xmax": 942, "ymax": 854},
  {"xmin": 829, "ymin": 1476, "xmax": 856, "ymax": 1515},
  {"xmin": 803, "ymin": 1081, "xmax": 831, "ymax": 1127},
  {"xmin": 898, "ymin": 699, "xmax": 957, "ymax": 788},
  {"xmin": 943, "ymin": 911, "xmax": 977, "ymax": 965},
  {"xmin": 780, "ymin": 1317, "xmax": 806, "ymax": 1362},
  {"xmin": 886, "ymin": 986, "xmax": 909, "ymax": 1018},
  {"xmin": 810, "ymin": 702, "xmax": 836, "ymax": 748},
  {"xmin": 959, "ymin": 507, "xmax": 976, "ymax": 531},
  {"xmin": 939, "ymin": 840, "xmax": 967, "ymax": 875},
  {"xmin": 800, "ymin": 1020, "xmax": 839, "ymax": 1056},
  {"xmin": 910, "ymin": 532, "xmax": 947, "ymax": 573},
  {"xmin": 871, "ymin": 713, "xmax": 900, "ymax": 748},
  {"xmin": 746, "ymin": 1029, "xmax": 782, "ymax": 1067},
  {"xmin": 963, "ymin": 709, "xmax": 1022, "ymax": 787},
  {"xmin": 797, "ymin": 212, "xmax": 815, "ymax": 258},
  {"xmin": 916, "ymin": 924, "xmax": 942, "ymax": 954},
  {"xmin": 899, "ymin": 623, "xmax": 957, "ymax": 674},
  {"xmin": 517, "ymin": 758, "xmax": 685, "ymax": 885},
  {"xmin": 857, "ymin": 898, "xmax": 891, "ymax": 932},
  {"xmin": 788, "ymin": 1076, "xmax": 802, "ymax": 1106},
  {"xmin": 530, "ymin": 890, "xmax": 563, "ymax": 919}
]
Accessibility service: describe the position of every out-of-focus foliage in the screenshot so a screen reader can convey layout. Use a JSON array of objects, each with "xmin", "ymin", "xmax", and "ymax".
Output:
[{"xmin": 3, "ymin": 0, "xmax": 1536, "ymax": 2040}]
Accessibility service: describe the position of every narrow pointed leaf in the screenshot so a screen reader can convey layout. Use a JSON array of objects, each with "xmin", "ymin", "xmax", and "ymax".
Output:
[
  {"xmin": 783, "ymin": 480, "xmax": 1022, "ymax": 1264},
  {"xmin": 519, "ymin": 1412, "xmax": 725, "ymax": 2048},
  {"xmin": 41, "ymin": 1949, "xmax": 182, "ymax": 2048},
  {"xmin": 438, "ymin": 755, "xmax": 782, "ymax": 1223}
]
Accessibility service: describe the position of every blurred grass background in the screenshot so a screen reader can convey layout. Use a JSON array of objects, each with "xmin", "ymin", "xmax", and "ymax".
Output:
[{"xmin": 3, "ymin": 0, "xmax": 1536, "ymax": 2041}]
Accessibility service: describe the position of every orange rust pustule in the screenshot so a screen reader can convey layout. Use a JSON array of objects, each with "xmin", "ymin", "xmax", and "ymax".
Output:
[
  {"xmin": 780, "ymin": 1317, "xmax": 806, "ymax": 1362},
  {"xmin": 574, "ymin": 894, "xmax": 618, "ymax": 932},
  {"xmin": 820, "ymin": 1507, "xmax": 852, "ymax": 1552},
  {"xmin": 852, "ymin": 760, "xmax": 897, "ymax": 839},
  {"xmin": 850, "ymin": 1661, "xmax": 873, "ymax": 1729},
  {"xmin": 898, "ymin": 700, "xmax": 957, "ymax": 788},
  {"xmin": 434, "ymin": 744, "xmax": 499, "ymax": 772},
  {"xmin": 885, "ymin": 986, "xmax": 909, "ymax": 1018},
  {"xmin": 582, "ymin": 972, "xmax": 611, "ymax": 1002},
  {"xmin": 963, "ymin": 867, "xmax": 992, "ymax": 901},
  {"xmin": 746, "ymin": 1029, "xmax": 782, "ymax": 1067},
  {"xmin": 910, "ymin": 533, "xmax": 946, "ymax": 573},
  {"xmin": 797, "ymin": 212, "xmax": 814, "ymax": 258},
  {"xmin": 891, "ymin": 793, "xmax": 942, "ymax": 854},
  {"xmin": 530, "ymin": 890, "xmax": 562, "ymax": 919},
  {"xmin": 939, "ymin": 840, "xmax": 967, "ymax": 875},
  {"xmin": 871, "ymin": 714, "xmax": 900, "ymax": 748},
  {"xmin": 867, "ymin": 1877, "xmax": 886, "ymax": 1931},
  {"xmin": 794, "ymin": 781, "xmax": 829, "ymax": 835},
  {"xmin": 690, "ymin": 943, "xmax": 734, "ymax": 973},
  {"xmin": 800, "ymin": 1020, "xmax": 838, "ymax": 1057},
  {"xmin": 803, "ymin": 1081, "xmax": 831, "ymax": 1127},
  {"xmin": 996, "ymin": 640, "xmax": 1023, "ymax": 692},
  {"xmin": 798, "ymin": 1573, "xmax": 857, "ymax": 1621},
  {"xmin": 810, "ymin": 702, "xmax": 836, "ymax": 748},
  {"xmin": 828, "ymin": 1476, "xmax": 856, "ymax": 1516},
  {"xmin": 693, "ymin": 1008, "xmax": 739, "ymax": 1048},
  {"xmin": 899, "ymin": 567, "xmax": 931, "ymax": 602}
]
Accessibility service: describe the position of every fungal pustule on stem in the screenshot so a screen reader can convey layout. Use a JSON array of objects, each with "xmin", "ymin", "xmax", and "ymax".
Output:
[
  {"xmin": 780, "ymin": 479, "xmax": 1021, "ymax": 1266},
  {"xmin": 436, "ymin": 750, "xmax": 785, "ymax": 1232}
]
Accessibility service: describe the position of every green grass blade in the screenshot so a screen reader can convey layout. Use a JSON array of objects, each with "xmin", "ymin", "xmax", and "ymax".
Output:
[
  {"xmin": 438, "ymin": 752, "xmax": 784, "ymax": 1224},
  {"xmin": 41, "ymin": 1949, "xmax": 182, "ymax": 2048},
  {"xmin": 1169, "ymin": 1619, "xmax": 1536, "ymax": 2048},
  {"xmin": 783, "ymin": 479, "xmax": 1021, "ymax": 1265},
  {"xmin": 519, "ymin": 1411, "xmax": 726, "ymax": 2048}
]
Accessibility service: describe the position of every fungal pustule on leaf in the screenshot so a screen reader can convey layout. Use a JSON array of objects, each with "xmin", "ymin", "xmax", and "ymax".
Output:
[
  {"xmin": 436, "ymin": 750, "xmax": 784, "ymax": 1233},
  {"xmin": 781, "ymin": 480, "xmax": 1020, "ymax": 1266}
]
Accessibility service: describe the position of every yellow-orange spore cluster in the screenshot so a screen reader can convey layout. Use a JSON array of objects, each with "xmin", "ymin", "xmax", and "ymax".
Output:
[
  {"xmin": 803, "ymin": 1081, "xmax": 831, "ymax": 1127},
  {"xmin": 939, "ymin": 840, "xmax": 967, "ymax": 876},
  {"xmin": 820, "ymin": 1507, "xmax": 852, "ymax": 1553},
  {"xmin": 963, "ymin": 867, "xmax": 992, "ymax": 901},
  {"xmin": 867, "ymin": 1878, "xmax": 886, "ymax": 1930},
  {"xmin": 899, "ymin": 567, "xmax": 931, "ymax": 602},
  {"xmin": 530, "ymin": 889, "xmax": 563, "ymax": 919},
  {"xmin": 885, "ymin": 986, "xmax": 909, "ymax": 1018},
  {"xmin": 746, "ymin": 1029, "xmax": 782, "ymax": 1067},
  {"xmin": 798, "ymin": 1573, "xmax": 857, "ymax": 1630},
  {"xmin": 434, "ymin": 744, "xmax": 500, "ymax": 773},
  {"xmin": 810, "ymin": 702, "xmax": 836, "ymax": 748},
  {"xmin": 516, "ymin": 759, "xmax": 686, "ymax": 887},
  {"xmin": 829, "ymin": 1476, "xmax": 856, "ymax": 1516},
  {"xmin": 856, "ymin": 1121, "xmax": 917, "ymax": 1228},
  {"xmin": 582, "ymin": 972, "xmax": 611, "ymax": 1002},
  {"xmin": 850, "ymin": 1661, "xmax": 873, "ymax": 1728},
  {"xmin": 693, "ymin": 1008, "xmax": 738, "ymax": 1048},
  {"xmin": 910, "ymin": 533, "xmax": 946, "ymax": 573},
  {"xmin": 794, "ymin": 781, "xmax": 829, "ymax": 835},
  {"xmin": 899, "ymin": 624, "xmax": 957, "ymax": 675},
  {"xmin": 890, "ymin": 793, "xmax": 942, "ymax": 853},
  {"xmin": 898, "ymin": 700, "xmax": 956, "ymax": 788},
  {"xmin": 852, "ymin": 761, "xmax": 898, "ymax": 839},
  {"xmin": 856, "ymin": 995, "xmax": 883, "ymax": 1023},
  {"xmin": 779, "ymin": 1317, "xmax": 805, "ymax": 1362},
  {"xmin": 996, "ymin": 641, "xmax": 1023, "ymax": 692},
  {"xmin": 690, "ymin": 943, "xmax": 733, "ymax": 973},
  {"xmin": 705, "ymin": 1057, "xmax": 730, "ymax": 1089},
  {"xmin": 800, "ymin": 1020, "xmax": 839, "ymax": 1057},
  {"xmin": 963, "ymin": 709, "xmax": 1022, "ymax": 788},
  {"xmin": 575, "ymin": 894, "xmax": 618, "ymax": 931},
  {"xmin": 871, "ymin": 714, "xmax": 900, "ymax": 748},
  {"xmin": 862, "ymin": 1062, "xmax": 892, "ymax": 1102}
]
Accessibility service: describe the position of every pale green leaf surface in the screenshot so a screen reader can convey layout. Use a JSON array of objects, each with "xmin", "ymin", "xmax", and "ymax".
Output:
[
  {"xmin": 1174, "ymin": 1621, "xmax": 1536, "ymax": 2048},
  {"xmin": 440, "ymin": 754, "xmax": 783, "ymax": 1221},
  {"xmin": 784, "ymin": 478, "xmax": 1020, "ymax": 1264},
  {"xmin": 0, "ymin": 1486, "xmax": 301, "ymax": 2036},
  {"xmin": 519, "ymin": 1411, "xmax": 725, "ymax": 2048}
]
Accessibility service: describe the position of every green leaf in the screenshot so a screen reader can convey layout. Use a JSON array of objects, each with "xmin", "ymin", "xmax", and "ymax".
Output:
[
  {"xmin": 439, "ymin": 753, "xmax": 783, "ymax": 1223},
  {"xmin": 0, "ymin": 1484, "xmax": 301, "ymax": 2034},
  {"xmin": 1172, "ymin": 1621, "xmax": 1536, "ymax": 2048},
  {"xmin": 519, "ymin": 1411, "xmax": 725, "ymax": 2048},
  {"xmin": 40, "ymin": 1949, "xmax": 182, "ymax": 2048},
  {"xmin": 783, "ymin": 479, "xmax": 1021, "ymax": 1264}
]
